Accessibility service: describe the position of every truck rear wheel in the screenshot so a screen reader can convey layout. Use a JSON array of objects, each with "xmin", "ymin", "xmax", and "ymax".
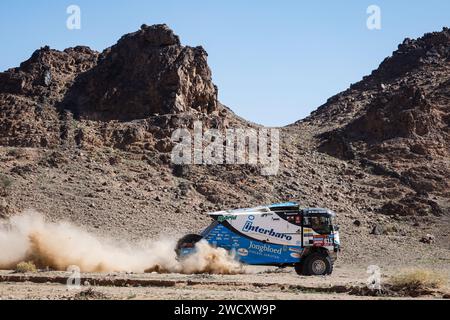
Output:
[
  {"xmin": 302, "ymin": 253, "xmax": 333, "ymax": 276},
  {"xmin": 175, "ymin": 234, "xmax": 203, "ymax": 256}
]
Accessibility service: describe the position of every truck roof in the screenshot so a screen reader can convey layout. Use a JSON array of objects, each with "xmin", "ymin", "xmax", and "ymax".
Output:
[
  {"xmin": 207, "ymin": 206, "xmax": 271, "ymax": 216},
  {"xmin": 207, "ymin": 203, "xmax": 336, "ymax": 217},
  {"xmin": 302, "ymin": 208, "xmax": 336, "ymax": 217}
]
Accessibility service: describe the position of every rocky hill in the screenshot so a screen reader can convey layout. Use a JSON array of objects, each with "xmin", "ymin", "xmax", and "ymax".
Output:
[
  {"xmin": 0, "ymin": 25, "xmax": 449, "ymax": 267},
  {"xmin": 308, "ymin": 28, "xmax": 450, "ymax": 220},
  {"xmin": 0, "ymin": 24, "xmax": 242, "ymax": 150}
]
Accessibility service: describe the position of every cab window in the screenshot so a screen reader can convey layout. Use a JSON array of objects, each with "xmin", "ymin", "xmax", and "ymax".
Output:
[{"xmin": 303, "ymin": 215, "xmax": 332, "ymax": 234}]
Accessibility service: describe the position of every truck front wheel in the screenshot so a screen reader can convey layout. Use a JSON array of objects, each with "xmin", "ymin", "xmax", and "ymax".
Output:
[
  {"xmin": 294, "ymin": 262, "xmax": 304, "ymax": 276},
  {"xmin": 175, "ymin": 234, "xmax": 203, "ymax": 257},
  {"xmin": 302, "ymin": 253, "xmax": 333, "ymax": 276}
]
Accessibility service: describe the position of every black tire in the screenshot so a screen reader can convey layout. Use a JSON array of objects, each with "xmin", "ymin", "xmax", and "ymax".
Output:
[
  {"xmin": 294, "ymin": 262, "xmax": 304, "ymax": 276},
  {"xmin": 302, "ymin": 253, "xmax": 333, "ymax": 276},
  {"xmin": 175, "ymin": 234, "xmax": 203, "ymax": 256}
]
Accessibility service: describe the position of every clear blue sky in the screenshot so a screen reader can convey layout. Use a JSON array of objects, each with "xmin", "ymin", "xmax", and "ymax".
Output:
[{"xmin": 0, "ymin": 1, "xmax": 448, "ymax": 126}]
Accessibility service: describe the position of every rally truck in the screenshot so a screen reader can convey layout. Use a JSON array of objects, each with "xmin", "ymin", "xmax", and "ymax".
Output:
[{"xmin": 176, "ymin": 202, "xmax": 340, "ymax": 276}]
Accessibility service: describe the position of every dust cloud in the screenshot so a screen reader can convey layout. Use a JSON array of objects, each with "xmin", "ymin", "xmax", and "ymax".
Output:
[{"xmin": 0, "ymin": 211, "xmax": 245, "ymax": 274}]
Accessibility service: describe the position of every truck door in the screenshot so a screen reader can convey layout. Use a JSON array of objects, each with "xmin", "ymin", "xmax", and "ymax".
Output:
[{"xmin": 302, "ymin": 217, "xmax": 314, "ymax": 247}]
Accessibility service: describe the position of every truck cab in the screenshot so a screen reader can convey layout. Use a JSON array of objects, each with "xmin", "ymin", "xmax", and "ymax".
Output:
[{"xmin": 177, "ymin": 202, "xmax": 340, "ymax": 276}]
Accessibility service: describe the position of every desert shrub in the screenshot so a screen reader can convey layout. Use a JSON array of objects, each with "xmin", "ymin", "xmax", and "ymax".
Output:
[
  {"xmin": 15, "ymin": 261, "xmax": 38, "ymax": 273},
  {"xmin": 391, "ymin": 269, "xmax": 446, "ymax": 291}
]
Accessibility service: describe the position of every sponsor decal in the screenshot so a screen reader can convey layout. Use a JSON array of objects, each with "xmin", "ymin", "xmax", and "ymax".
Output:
[
  {"xmin": 237, "ymin": 248, "xmax": 249, "ymax": 256},
  {"xmin": 217, "ymin": 215, "xmax": 237, "ymax": 222},
  {"xmin": 313, "ymin": 235, "xmax": 332, "ymax": 247},
  {"xmin": 249, "ymin": 241, "xmax": 282, "ymax": 255},
  {"xmin": 289, "ymin": 247, "xmax": 302, "ymax": 253},
  {"xmin": 242, "ymin": 220, "xmax": 293, "ymax": 241},
  {"xmin": 290, "ymin": 252, "xmax": 301, "ymax": 258}
]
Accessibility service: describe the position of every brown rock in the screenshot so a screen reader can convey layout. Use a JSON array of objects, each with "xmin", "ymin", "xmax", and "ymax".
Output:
[{"xmin": 65, "ymin": 24, "xmax": 218, "ymax": 121}]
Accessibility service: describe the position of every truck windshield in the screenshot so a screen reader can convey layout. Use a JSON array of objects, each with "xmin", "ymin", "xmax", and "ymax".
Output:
[{"xmin": 304, "ymin": 216, "xmax": 332, "ymax": 234}]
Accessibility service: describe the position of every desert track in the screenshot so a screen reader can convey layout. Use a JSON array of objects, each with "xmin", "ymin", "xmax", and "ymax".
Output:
[{"xmin": 0, "ymin": 266, "xmax": 448, "ymax": 300}]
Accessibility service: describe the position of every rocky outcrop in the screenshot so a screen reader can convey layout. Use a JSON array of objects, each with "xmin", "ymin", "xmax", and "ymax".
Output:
[
  {"xmin": 64, "ymin": 24, "xmax": 218, "ymax": 121},
  {"xmin": 307, "ymin": 28, "xmax": 450, "ymax": 125},
  {"xmin": 0, "ymin": 24, "xmax": 224, "ymax": 149},
  {"xmin": 319, "ymin": 84, "xmax": 448, "ymax": 157},
  {"xmin": 313, "ymin": 28, "xmax": 450, "ymax": 218},
  {"xmin": 369, "ymin": 28, "xmax": 450, "ymax": 83},
  {"xmin": 0, "ymin": 46, "xmax": 98, "ymax": 147},
  {"xmin": 0, "ymin": 45, "xmax": 98, "ymax": 100}
]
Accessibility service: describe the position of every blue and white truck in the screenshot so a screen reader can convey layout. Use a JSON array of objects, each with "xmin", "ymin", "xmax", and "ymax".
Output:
[{"xmin": 176, "ymin": 202, "xmax": 340, "ymax": 276}]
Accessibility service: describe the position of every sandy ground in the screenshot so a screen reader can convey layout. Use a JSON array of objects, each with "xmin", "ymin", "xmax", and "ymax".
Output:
[{"xmin": 0, "ymin": 265, "xmax": 448, "ymax": 300}]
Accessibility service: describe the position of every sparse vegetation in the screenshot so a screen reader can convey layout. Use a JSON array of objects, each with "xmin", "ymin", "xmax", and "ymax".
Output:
[
  {"xmin": 391, "ymin": 269, "xmax": 446, "ymax": 291},
  {"xmin": 15, "ymin": 261, "xmax": 38, "ymax": 273},
  {"xmin": 0, "ymin": 174, "xmax": 13, "ymax": 196}
]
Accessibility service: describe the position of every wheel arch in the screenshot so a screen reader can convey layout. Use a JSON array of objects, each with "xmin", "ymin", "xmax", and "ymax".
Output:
[{"xmin": 302, "ymin": 246, "xmax": 331, "ymax": 258}]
